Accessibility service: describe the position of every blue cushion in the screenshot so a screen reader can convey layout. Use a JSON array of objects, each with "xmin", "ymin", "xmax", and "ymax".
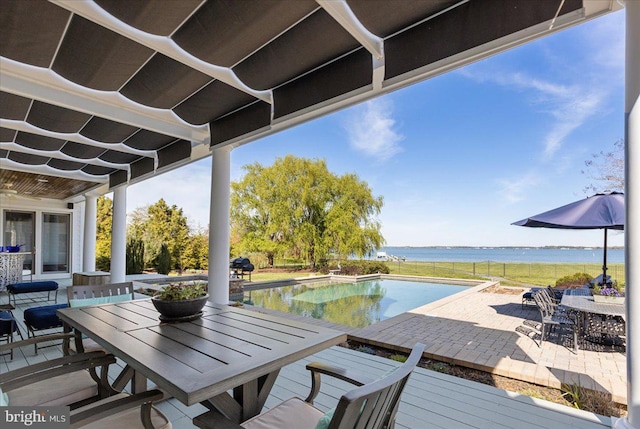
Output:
[
  {"xmin": 314, "ymin": 408, "xmax": 334, "ymax": 429},
  {"xmin": 0, "ymin": 311, "xmax": 18, "ymax": 335},
  {"xmin": 7, "ymin": 281, "xmax": 58, "ymax": 294},
  {"xmin": 23, "ymin": 304, "xmax": 68, "ymax": 330},
  {"xmin": 0, "ymin": 387, "xmax": 8, "ymax": 406},
  {"xmin": 69, "ymin": 294, "xmax": 132, "ymax": 308}
]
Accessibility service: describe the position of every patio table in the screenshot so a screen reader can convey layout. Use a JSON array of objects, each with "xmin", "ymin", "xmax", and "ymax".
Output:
[
  {"xmin": 560, "ymin": 289, "xmax": 626, "ymax": 347},
  {"xmin": 561, "ymin": 288, "xmax": 626, "ymax": 320},
  {"xmin": 57, "ymin": 299, "xmax": 346, "ymax": 423}
]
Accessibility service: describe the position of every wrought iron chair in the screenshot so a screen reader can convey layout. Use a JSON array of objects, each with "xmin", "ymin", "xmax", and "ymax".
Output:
[
  {"xmin": 533, "ymin": 291, "xmax": 578, "ymax": 352},
  {"xmin": 194, "ymin": 343, "xmax": 425, "ymax": 429}
]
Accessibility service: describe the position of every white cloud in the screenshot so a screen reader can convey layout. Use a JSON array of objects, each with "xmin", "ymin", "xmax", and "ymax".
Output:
[
  {"xmin": 495, "ymin": 172, "xmax": 543, "ymax": 204},
  {"xmin": 458, "ymin": 10, "xmax": 624, "ymax": 160},
  {"xmin": 344, "ymin": 99, "xmax": 404, "ymax": 161},
  {"xmin": 460, "ymin": 67, "xmax": 607, "ymax": 158}
]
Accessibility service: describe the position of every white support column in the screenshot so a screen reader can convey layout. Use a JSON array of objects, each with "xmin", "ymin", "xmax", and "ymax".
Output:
[
  {"xmin": 110, "ymin": 186, "xmax": 127, "ymax": 283},
  {"xmin": 83, "ymin": 194, "xmax": 97, "ymax": 272},
  {"xmin": 208, "ymin": 147, "xmax": 232, "ymax": 304},
  {"xmin": 616, "ymin": 2, "xmax": 640, "ymax": 428}
]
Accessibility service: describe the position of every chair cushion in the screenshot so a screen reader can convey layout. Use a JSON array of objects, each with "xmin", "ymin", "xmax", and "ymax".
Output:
[
  {"xmin": 69, "ymin": 294, "xmax": 132, "ymax": 307},
  {"xmin": 23, "ymin": 304, "xmax": 68, "ymax": 330},
  {"xmin": 73, "ymin": 393, "xmax": 171, "ymax": 429},
  {"xmin": 242, "ymin": 398, "xmax": 323, "ymax": 429},
  {"xmin": 70, "ymin": 337, "xmax": 105, "ymax": 354},
  {"xmin": 8, "ymin": 369, "xmax": 97, "ymax": 407},
  {"xmin": 0, "ymin": 311, "xmax": 18, "ymax": 335},
  {"xmin": 8, "ymin": 281, "xmax": 58, "ymax": 293},
  {"xmin": 314, "ymin": 407, "xmax": 335, "ymax": 429}
]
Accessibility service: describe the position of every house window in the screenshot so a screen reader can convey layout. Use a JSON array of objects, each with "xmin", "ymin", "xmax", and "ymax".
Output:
[{"xmin": 42, "ymin": 213, "xmax": 70, "ymax": 273}]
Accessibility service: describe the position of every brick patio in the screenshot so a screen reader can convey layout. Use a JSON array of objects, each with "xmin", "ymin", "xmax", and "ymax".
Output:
[{"xmin": 348, "ymin": 282, "xmax": 627, "ymax": 405}]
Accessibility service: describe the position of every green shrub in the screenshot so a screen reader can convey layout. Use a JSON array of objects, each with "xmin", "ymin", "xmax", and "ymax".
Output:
[
  {"xmin": 390, "ymin": 354, "xmax": 407, "ymax": 363},
  {"xmin": 555, "ymin": 272, "xmax": 593, "ymax": 289},
  {"xmin": 156, "ymin": 243, "xmax": 172, "ymax": 275},
  {"xmin": 354, "ymin": 345, "xmax": 377, "ymax": 355},
  {"xmin": 95, "ymin": 255, "xmax": 110, "ymax": 272},
  {"xmin": 319, "ymin": 260, "xmax": 390, "ymax": 275},
  {"xmin": 126, "ymin": 237, "xmax": 145, "ymax": 274}
]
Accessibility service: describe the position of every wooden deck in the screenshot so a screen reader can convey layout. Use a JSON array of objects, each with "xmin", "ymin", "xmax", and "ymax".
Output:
[{"xmin": 1, "ymin": 288, "xmax": 612, "ymax": 428}]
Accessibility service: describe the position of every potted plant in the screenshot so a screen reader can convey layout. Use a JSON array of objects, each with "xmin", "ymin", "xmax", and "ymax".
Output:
[
  {"xmin": 592, "ymin": 285, "xmax": 625, "ymax": 304},
  {"xmin": 151, "ymin": 282, "xmax": 209, "ymax": 321}
]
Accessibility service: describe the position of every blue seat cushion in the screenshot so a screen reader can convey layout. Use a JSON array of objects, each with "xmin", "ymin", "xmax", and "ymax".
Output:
[
  {"xmin": 0, "ymin": 311, "xmax": 18, "ymax": 335},
  {"xmin": 7, "ymin": 281, "xmax": 59, "ymax": 294},
  {"xmin": 24, "ymin": 304, "xmax": 68, "ymax": 330}
]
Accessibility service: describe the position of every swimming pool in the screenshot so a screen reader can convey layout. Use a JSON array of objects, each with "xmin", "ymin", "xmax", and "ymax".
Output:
[{"xmin": 243, "ymin": 278, "xmax": 469, "ymax": 328}]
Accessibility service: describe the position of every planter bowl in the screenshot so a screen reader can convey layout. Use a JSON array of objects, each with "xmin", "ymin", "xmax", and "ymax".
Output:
[
  {"xmin": 593, "ymin": 295, "xmax": 625, "ymax": 304},
  {"xmin": 152, "ymin": 294, "xmax": 209, "ymax": 319}
]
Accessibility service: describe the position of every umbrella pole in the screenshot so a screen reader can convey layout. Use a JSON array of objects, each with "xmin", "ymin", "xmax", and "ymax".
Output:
[{"xmin": 602, "ymin": 228, "xmax": 608, "ymax": 285}]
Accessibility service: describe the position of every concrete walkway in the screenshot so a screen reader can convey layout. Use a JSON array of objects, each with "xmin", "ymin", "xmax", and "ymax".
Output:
[{"xmin": 349, "ymin": 284, "xmax": 627, "ymax": 405}]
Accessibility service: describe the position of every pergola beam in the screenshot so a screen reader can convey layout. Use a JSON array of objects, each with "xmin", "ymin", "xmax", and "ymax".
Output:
[
  {"xmin": 0, "ymin": 58, "xmax": 210, "ymax": 143},
  {"xmin": 1, "ymin": 119, "xmax": 157, "ymax": 158},
  {"xmin": 0, "ymin": 159, "xmax": 108, "ymax": 183},
  {"xmin": 0, "ymin": 142, "xmax": 131, "ymax": 172}
]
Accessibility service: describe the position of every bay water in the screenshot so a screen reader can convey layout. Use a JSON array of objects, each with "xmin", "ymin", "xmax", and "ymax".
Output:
[{"xmin": 375, "ymin": 247, "xmax": 625, "ymax": 264}]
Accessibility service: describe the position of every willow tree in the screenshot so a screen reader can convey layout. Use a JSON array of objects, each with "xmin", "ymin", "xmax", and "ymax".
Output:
[{"xmin": 231, "ymin": 155, "xmax": 384, "ymax": 268}]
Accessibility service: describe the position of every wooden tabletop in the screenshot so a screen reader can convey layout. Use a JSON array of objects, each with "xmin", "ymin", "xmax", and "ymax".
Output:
[{"xmin": 58, "ymin": 300, "xmax": 347, "ymax": 406}]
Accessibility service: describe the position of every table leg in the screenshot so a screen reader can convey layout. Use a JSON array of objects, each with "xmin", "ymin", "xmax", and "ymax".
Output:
[
  {"xmin": 132, "ymin": 370, "xmax": 148, "ymax": 394},
  {"xmin": 203, "ymin": 370, "xmax": 280, "ymax": 423}
]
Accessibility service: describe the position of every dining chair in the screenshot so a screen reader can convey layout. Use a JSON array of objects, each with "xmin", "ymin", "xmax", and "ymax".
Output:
[
  {"xmin": 65, "ymin": 282, "xmax": 141, "ymax": 392},
  {"xmin": 66, "ymin": 282, "xmax": 136, "ymax": 353},
  {"xmin": 0, "ymin": 309, "xmax": 24, "ymax": 359},
  {"xmin": 1, "ymin": 336, "xmax": 170, "ymax": 428},
  {"xmin": 533, "ymin": 291, "xmax": 578, "ymax": 352},
  {"xmin": 0, "ymin": 333, "xmax": 118, "ymax": 408},
  {"xmin": 193, "ymin": 343, "xmax": 425, "ymax": 429}
]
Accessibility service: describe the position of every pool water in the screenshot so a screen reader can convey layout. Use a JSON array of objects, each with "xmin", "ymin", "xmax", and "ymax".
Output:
[{"xmin": 243, "ymin": 279, "xmax": 469, "ymax": 328}]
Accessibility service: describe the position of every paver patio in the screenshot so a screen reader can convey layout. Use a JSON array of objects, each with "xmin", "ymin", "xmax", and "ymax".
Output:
[{"xmin": 348, "ymin": 282, "xmax": 627, "ymax": 405}]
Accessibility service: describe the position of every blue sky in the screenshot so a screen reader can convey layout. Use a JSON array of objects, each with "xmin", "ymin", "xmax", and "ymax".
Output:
[{"xmin": 127, "ymin": 10, "xmax": 626, "ymax": 248}]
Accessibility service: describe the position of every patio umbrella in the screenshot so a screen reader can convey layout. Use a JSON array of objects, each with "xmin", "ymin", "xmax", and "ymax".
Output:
[{"xmin": 512, "ymin": 192, "xmax": 625, "ymax": 284}]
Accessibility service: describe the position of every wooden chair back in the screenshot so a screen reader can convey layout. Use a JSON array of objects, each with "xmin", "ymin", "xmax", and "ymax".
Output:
[
  {"xmin": 329, "ymin": 343, "xmax": 424, "ymax": 429},
  {"xmin": 66, "ymin": 282, "xmax": 135, "ymax": 302}
]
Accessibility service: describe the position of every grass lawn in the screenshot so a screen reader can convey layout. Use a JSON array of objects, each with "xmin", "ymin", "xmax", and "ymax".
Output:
[{"xmin": 248, "ymin": 260, "xmax": 625, "ymax": 288}]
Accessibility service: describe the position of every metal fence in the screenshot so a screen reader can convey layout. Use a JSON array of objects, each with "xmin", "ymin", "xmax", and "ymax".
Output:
[{"xmin": 386, "ymin": 260, "xmax": 626, "ymax": 287}]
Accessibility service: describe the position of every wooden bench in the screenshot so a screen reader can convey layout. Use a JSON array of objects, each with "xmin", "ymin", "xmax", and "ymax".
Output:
[{"xmin": 6, "ymin": 281, "xmax": 59, "ymax": 307}]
